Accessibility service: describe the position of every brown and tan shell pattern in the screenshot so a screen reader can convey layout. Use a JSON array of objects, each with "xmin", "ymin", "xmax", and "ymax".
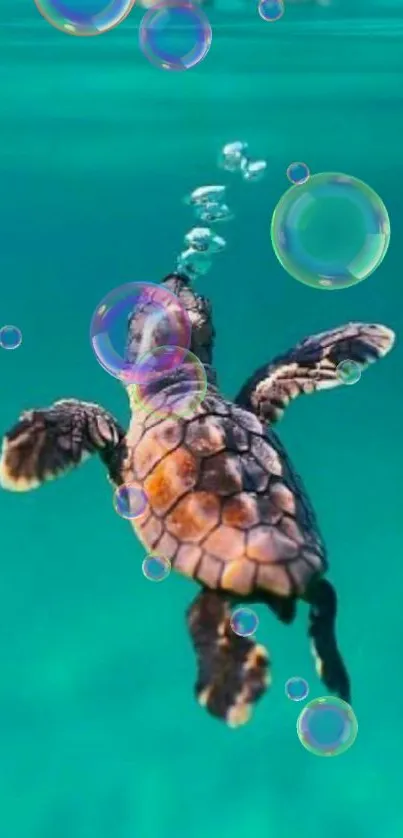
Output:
[{"xmin": 120, "ymin": 394, "xmax": 327, "ymax": 597}]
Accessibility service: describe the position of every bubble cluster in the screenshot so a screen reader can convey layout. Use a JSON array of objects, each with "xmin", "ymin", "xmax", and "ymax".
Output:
[
  {"xmin": 287, "ymin": 161, "xmax": 310, "ymax": 186},
  {"xmin": 271, "ymin": 172, "xmax": 390, "ymax": 290},
  {"xmin": 129, "ymin": 345, "xmax": 207, "ymax": 418},
  {"xmin": 0, "ymin": 325, "xmax": 22, "ymax": 350},
  {"xmin": 33, "ymin": 0, "xmax": 135, "ymax": 36},
  {"xmin": 285, "ymin": 676, "xmax": 309, "ymax": 702},
  {"xmin": 142, "ymin": 554, "xmax": 171, "ymax": 582},
  {"xmin": 185, "ymin": 185, "xmax": 226, "ymax": 207},
  {"xmin": 219, "ymin": 140, "xmax": 268, "ymax": 185},
  {"xmin": 139, "ymin": 0, "xmax": 212, "ymax": 71},
  {"xmin": 230, "ymin": 607, "xmax": 259, "ymax": 638},
  {"xmin": 297, "ymin": 696, "xmax": 358, "ymax": 757},
  {"xmin": 90, "ymin": 282, "xmax": 191, "ymax": 383},
  {"xmin": 195, "ymin": 202, "xmax": 234, "ymax": 224},
  {"xmin": 258, "ymin": 0, "xmax": 285, "ymax": 22},
  {"xmin": 113, "ymin": 483, "xmax": 148, "ymax": 519},
  {"xmin": 336, "ymin": 359, "xmax": 362, "ymax": 386},
  {"xmin": 184, "ymin": 227, "xmax": 226, "ymax": 254},
  {"xmin": 176, "ymin": 248, "xmax": 212, "ymax": 279}
]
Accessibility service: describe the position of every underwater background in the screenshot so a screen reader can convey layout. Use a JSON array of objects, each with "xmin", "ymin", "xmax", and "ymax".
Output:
[{"xmin": 1, "ymin": 0, "xmax": 403, "ymax": 835}]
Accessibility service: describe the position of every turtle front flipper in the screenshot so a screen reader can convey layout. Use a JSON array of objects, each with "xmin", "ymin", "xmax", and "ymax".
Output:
[
  {"xmin": 0, "ymin": 399, "xmax": 125, "ymax": 492},
  {"xmin": 235, "ymin": 322, "xmax": 395, "ymax": 423},
  {"xmin": 305, "ymin": 579, "xmax": 351, "ymax": 703},
  {"xmin": 186, "ymin": 589, "xmax": 270, "ymax": 727}
]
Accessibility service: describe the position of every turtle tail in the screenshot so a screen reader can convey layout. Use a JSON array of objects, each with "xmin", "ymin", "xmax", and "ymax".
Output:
[{"xmin": 186, "ymin": 589, "xmax": 270, "ymax": 727}]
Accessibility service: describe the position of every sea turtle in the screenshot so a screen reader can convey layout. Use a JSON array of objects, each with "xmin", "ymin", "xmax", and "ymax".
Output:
[{"xmin": 0, "ymin": 273, "xmax": 395, "ymax": 727}]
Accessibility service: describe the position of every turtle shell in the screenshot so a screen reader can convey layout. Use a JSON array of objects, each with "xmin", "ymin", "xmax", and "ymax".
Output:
[{"xmin": 121, "ymin": 394, "xmax": 327, "ymax": 597}]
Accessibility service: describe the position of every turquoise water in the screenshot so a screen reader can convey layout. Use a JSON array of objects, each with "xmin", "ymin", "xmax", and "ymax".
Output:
[{"xmin": 1, "ymin": 1, "xmax": 403, "ymax": 836}]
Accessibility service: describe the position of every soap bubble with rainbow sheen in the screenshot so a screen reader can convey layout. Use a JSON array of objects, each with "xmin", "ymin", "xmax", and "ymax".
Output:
[
  {"xmin": 258, "ymin": 0, "xmax": 285, "ymax": 22},
  {"xmin": 0, "ymin": 325, "xmax": 22, "ymax": 350},
  {"xmin": 33, "ymin": 0, "xmax": 135, "ymax": 36},
  {"xmin": 113, "ymin": 483, "xmax": 148, "ymax": 520},
  {"xmin": 230, "ymin": 607, "xmax": 259, "ymax": 638},
  {"xmin": 336, "ymin": 359, "xmax": 362, "ymax": 386},
  {"xmin": 287, "ymin": 161, "xmax": 310, "ymax": 186},
  {"xmin": 297, "ymin": 696, "xmax": 358, "ymax": 757},
  {"xmin": 90, "ymin": 282, "xmax": 191, "ymax": 384},
  {"xmin": 139, "ymin": 0, "xmax": 212, "ymax": 71},
  {"xmin": 129, "ymin": 345, "xmax": 208, "ymax": 419},
  {"xmin": 142, "ymin": 554, "xmax": 171, "ymax": 582},
  {"xmin": 271, "ymin": 172, "xmax": 390, "ymax": 290},
  {"xmin": 285, "ymin": 676, "xmax": 309, "ymax": 702}
]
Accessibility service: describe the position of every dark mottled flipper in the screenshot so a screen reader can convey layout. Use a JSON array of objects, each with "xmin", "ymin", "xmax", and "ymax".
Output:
[
  {"xmin": 235, "ymin": 322, "xmax": 395, "ymax": 423},
  {"xmin": 0, "ymin": 399, "xmax": 125, "ymax": 492},
  {"xmin": 186, "ymin": 589, "xmax": 270, "ymax": 727},
  {"xmin": 305, "ymin": 579, "xmax": 351, "ymax": 703}
]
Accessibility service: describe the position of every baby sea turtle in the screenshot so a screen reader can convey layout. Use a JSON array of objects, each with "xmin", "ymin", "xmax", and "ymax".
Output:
[{"xmin": 0, "ymin": 274, "xmax": 395, "ymax": 727}]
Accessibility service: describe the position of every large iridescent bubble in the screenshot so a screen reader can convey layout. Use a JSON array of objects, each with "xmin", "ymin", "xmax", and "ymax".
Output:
[
  {"xmin": 139, "ymin": 0, "xmax": 212, "ymax": 71},
  {"xmin": 33, "ymin": 0, "xmax": 135, "ymax": 36},
  {"xmin": 90, "ymin": 282, "xmax": 191, "ymax": 383},
  {"xmin": 271, "ymin": 172, "xmax": 390, "ymax": 290},
  {"xmin": 297, "ymin": 696, "xmax": 358, "ymax": 757},
  {"xmin": 129, "ymin": 345, "xmax": 208, "ymax": 418}
]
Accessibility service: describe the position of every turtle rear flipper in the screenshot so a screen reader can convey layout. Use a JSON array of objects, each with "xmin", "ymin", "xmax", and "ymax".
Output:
[
  {"xmin": 235, "ymin": 322, "xmax": 395, "ymax": 423},
  {"xmin": 187, "ymin": 590, "xmax": 270, "ymax": 727},
  {"xmin": 305, "ymin": 579, "xmax": 351, "ymax": 703},
  {"xmin": 0, "ymin": 399, "xmax": 125, "ymax": 492}
]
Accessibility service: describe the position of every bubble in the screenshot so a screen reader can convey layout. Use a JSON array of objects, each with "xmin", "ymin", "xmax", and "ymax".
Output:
[
  {"xmin": 297, "ymin": 696, "xmax": 358, "ymax": 757},
  {"xmin": 90, "ymin": 282, "xmax": 191, "ymax": 383},
  {"xmin": 0, "ymin": 325, "xmax": 22, "ymax": 350},
  {"xmin": 176, "ymin": 248, "xmax": 212, "ymax": 279},
  {"xmin": 336, "ymin": 359, "xmax": 362, "ymax": 385},
  {"xmin": 33, "ymin": 0, "xmax": 135, "ymax": 36},
  {"xmin": 184, "ymin": 227, "xmax": 226, "ymax": 254},
  {"xmin": 142, "ymin": 554, "xmax": 171, "ymax": 582},
  {"xmin": 230, "ymin": 607, "xmax": 259, "ymax": 638},
  {"xmin": 185, "ymin": 185, "xmax": 226, "ymax": 207},
  {"xmin": 285, "ymin": 676, "xmax": 309, "ymax": 702},
  {"xmin": 271, "ymin": 172, "xmax": 390, "ymax": 290},
  {"xmin": 241, "ymin": 159, "xmax": 267, "ymax": 183},
  {"xmin": 218, "ymin": 141, "xmax": 249, "ymax": 173},
  {"xmin": 129, "ymin": 345, "xmax": 208, "ymax": 418},
  {"xmin": 113, "ymin": 483, "xmax": 148, "ymax": 519},
  {"xmin": 195, "ymin": 202, "xmax": 234, "ymax": 223},
  {"xmin": 287, "ymin": 161, "xmax": 310, "ymax": 186},
  {"xmin": 139, "ymin": 0, "xmax": 212, "ymax": 71},
  {"xmin": 258, "ymin": 0, "xmax": 285, "ymax": 22}
]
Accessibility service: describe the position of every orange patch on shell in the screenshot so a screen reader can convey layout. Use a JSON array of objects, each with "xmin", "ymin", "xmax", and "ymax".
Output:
[
  {"xmin": 203, "ymin": 526, "xmax": 245, "ymax": 562},
  {"xmin": 132, "ymin": 418, "xmax": 184, "ymax": 480},
  {"xmin": 144, "ymin": 447, "xmax": 198, "ymax": 515},
  {"xmin": 166, "ymin": 491, "xmax": 220, "ymax": 542},
  {"xmin": 220, "ymin": 559, "xmax": 256, "ymax": 595}
]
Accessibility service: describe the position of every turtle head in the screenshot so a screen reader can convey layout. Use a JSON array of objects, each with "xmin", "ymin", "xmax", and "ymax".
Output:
[{"xmin": 125, "ymin": 273, "xmax": 215, "ymax": 370}]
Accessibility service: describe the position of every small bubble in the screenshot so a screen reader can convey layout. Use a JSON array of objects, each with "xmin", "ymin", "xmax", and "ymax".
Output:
[
  {"xmin": 287, "ymin": 161, "xmax": 310, "ymax": 186},
  {"xmin": 113, "ymin": 484, "xmax": 148, "ymax": 520},
  {"xmin": 336, "ymin": 359, "xmax": 362, "ymax": 385},
  {"xmin": 176, "ymin": 247, "xmax": 212, "ymax": 279},
  {"xmin": 185, "ymin": 184, "xmax": 227, "ymax": 207},
  {"xmin": 195, "ymin": 202, "xmax": 234, "ymax": 223},
  {"xmin": 142, "ymin": 554, "xmax": 171, "ymax": 582},
  {"xmin": 258, "ymin": 0, "xmax": 285, "ymax": 22},
  {"xmin": 285, "ymin": 676, "xmax": 309, "ymax": 702},
  {"xmin": 184, "ymin": 227, "xmax": 226, "ymax": 254},
  {"xmin": 297, "ymin": 696, "xmax": 358, "ymax": 757},
  {"xmin": 241, "ymin": 159, "xmax": 267, "ymax": 183},
  {"xmin": 230, "ymin": 607, "xmax": 259, "ymax": 638},
  {"xmin": 0, "ymin": 324, "xmax": 22, "ymax": 350}
]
